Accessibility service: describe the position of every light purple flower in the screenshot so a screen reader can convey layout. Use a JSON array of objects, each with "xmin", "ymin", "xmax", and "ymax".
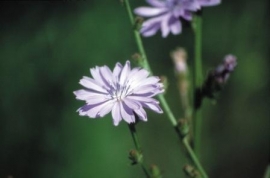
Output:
[
  {"xmin": 74, "ymin": 61, "xmax": 164, "ymax": 126},
  {"xmin": 214, "ymin": 54, "xmax": 237, "ymax": 83},
  {"xmin": 134, "ymin": 0, "xmax": 221, "ymax": 37}
]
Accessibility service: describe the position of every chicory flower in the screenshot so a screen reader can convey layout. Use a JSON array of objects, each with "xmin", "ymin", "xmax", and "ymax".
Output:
[{"xmin": 74, "ymin": 61, "xmax": 164, "ymax": 126}]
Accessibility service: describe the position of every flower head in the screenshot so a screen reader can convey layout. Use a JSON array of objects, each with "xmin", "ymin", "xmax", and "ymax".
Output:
[
  {"xmin": 134, "ymin": 0, "xmax": 221, "ymax": 37},
  {"xmin": 74, "ymin": 61, "xmax": 164, "ymax": 126}
]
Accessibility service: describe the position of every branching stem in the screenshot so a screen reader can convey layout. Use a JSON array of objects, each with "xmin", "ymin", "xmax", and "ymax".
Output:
[{"xmin": 122, "ymin": 1, "xmax": 208, "ymax": 177}]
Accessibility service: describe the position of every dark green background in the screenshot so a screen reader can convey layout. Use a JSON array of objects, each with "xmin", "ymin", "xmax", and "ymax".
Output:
[{"xmin": 0, "ymin": 1, "xmax": 269, "ymax": 178}]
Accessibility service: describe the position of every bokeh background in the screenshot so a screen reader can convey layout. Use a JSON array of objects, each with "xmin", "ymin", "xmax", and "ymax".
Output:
[{"xmin": 0, "ymin": 0, "xmax": 269, "ymax": 178}]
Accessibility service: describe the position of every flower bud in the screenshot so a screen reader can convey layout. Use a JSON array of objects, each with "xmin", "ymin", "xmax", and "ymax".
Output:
[
  {"xmin": 132, "ymin": 53, "xmax": 143, "ymax": 63},
  {"xmin": 183, "ymin": 164, "xmax": 201, "ymax": 178},
  {"xmin": 129, "ymin": 149, "xmax": 143, "ymax": 165},
  {"xmin": 178, "ymin": 119, "xmax": 189, "ymax": 136},
  {"xmin": 135, "ymin": 16, "xmax": 144, "ymax": 30},
  {"xmin": 149, "ymin": 164, "xmax": 162, "ymax": 178}
]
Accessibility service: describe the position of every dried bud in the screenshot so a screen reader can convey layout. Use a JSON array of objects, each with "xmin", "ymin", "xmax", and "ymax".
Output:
[
  {"xmin": 129, "ymin": 149, "xmax": 143, "ymax": 165},
  {"xmin": 149, "ymin": 164, "xmax": 162, "ymax": 178},
  {"xmin": 171, "ymin": 47, "xmax": 188, "ymax": 73},
  {"xmin": 171, "ymin": 47, "xmax": 191, "ymax": 112}
]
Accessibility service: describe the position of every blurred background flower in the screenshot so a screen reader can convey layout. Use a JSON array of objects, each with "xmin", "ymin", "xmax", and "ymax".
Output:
[
  {"xmin": 0, "ymin": 1, "xmax": 269, "ymax": 178},
  {"xmin": 134, "ymin": 0, "xmax": 220, "ymax": 37}
]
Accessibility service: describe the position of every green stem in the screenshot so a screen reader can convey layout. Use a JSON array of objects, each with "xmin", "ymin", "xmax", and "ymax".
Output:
[
  {"xmin": 194, "ymin": 109, "xmax": 202, "ymax": 156},
  {"xmin": 123, "ymin": 0, "xmax": 208, "ymax": 177},
  {"xmin": 183, "ymin": 136, "xmax": 208, "ymax": 178},
  {"xmin": 123, "ymin": 0, "xmax": 177, "ymax": 127},
  {"xmin": 128, "ymin": 124, "xmax": 151, "ymax": 177},
  {"xmin": 192, "ymin": 14, "xmax": 203, "ymax": 157},
  {"xmin": 158, "ymin": 94, "xmax": 178, "ymax": 126},
  {"xmin": 124, "ymin": 0, "xmax": 151, "ymax": 71},
  {"xmin": 128, "ymin": 123, "xmax": 141, "ymax": 151},
  {"xmin": 193, "ymin": 15, "xmax": 203, "ymax": 86}
]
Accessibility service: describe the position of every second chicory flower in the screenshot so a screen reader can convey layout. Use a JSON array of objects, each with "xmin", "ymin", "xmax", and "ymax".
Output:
[{"xmin": 134, "ymin": 0, "xmax": 221, "ymax": 38}]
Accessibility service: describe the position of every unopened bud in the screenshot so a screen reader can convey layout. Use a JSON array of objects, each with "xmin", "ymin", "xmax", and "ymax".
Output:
[
  {"xmin": 134, "ymin": 16, "xmax": 144, "ymax": 30},
  {"xmin": 149, "ymin": 164, "xmax": 162, "ymax": 178},
  {"xmin": 129, "ymin": 149, "xmax": 143, "ymax": 165},
  {"xmin": 132, "ymin": 53, "xmax": 143, "ymax": 64},
  {"xmin": 183, "ymin": 164, "xmax": 201, "ymax": 178},
  {"xmin": 178, "ymin": 119, "xmax": 189, "ymax": 136}
]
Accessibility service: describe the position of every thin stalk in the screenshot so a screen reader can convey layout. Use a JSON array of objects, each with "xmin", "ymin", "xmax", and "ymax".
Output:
[
  {"xmin": 128, "ymin": 123, "xmax": 142, "ymax": 150},
  {"xmin": 124, "ymin": 0, "xmax": 151, "ymax": 72},
  {"xmin": 122, "ymin": 1, "xmax": 208, "ymax": 177},
  {"xmin": 123, "ymin": 0, "xmax": 177, "ymax": 127},
  {"xmin": 158, "ymin": 94, "xmax": 178, "ymax": 126},
  {"xmin": 192, "ymin": 14, "xmax": 203, "ymax": 157},
  {"xmin": 128, "ymin": 124, "xmax": 151, "ymax": 177},
  {"xmin": 183, "ymin": 136, "xmax": 208, "ymax": 178},
  {"xmin": 193, "ymin": 15, "xmax": 203, "ymax": 87}
]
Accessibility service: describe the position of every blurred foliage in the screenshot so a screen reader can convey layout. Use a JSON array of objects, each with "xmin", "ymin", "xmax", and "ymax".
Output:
[{"xmin": 0, "ymin": 1, "xmax": 269, "ymax": 178}]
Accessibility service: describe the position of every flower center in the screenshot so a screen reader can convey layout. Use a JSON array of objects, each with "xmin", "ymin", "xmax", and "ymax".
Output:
[{"xmin": 110, "ymin": 82, "xmax": 131, "ymax": 102}]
